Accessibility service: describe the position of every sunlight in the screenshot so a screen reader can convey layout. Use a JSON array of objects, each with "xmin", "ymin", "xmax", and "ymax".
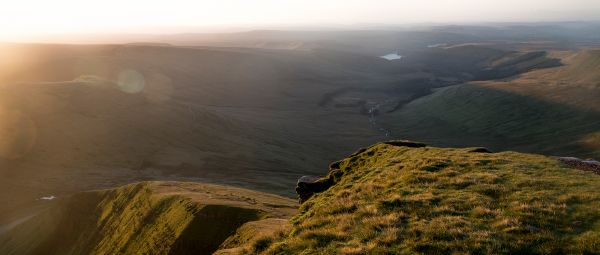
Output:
[
  {"xmin": 0, "ymin": 1, "xmax": 599, "ymax": 254},
  {"xmin": 0, "ymin": 0, "xmax": 598, "ymax": 41},
  {"xmin": 0, "ymin": 107, "xmax": 37, "ymax": 159}
]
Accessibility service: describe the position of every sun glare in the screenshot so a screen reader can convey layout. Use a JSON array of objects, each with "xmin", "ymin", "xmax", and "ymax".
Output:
[{"xmin": 0, "ymin": 0, "xmax": 598, "ymax": 41}]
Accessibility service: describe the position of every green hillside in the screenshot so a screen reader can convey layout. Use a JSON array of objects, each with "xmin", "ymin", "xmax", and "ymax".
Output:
[
  {"xmin": 0, "ymin": 182, "xmax": 297, "ymax": 255},
  {"xmin": 253, "ymin": 142, "xmax": 600, "ymax": 254},
  {"xmin": 385, "ymin": 50, "xmax": 600, "ymax": 159},
  {"xmin": 3, "ymin": 142, "xmax": 600, "ymax": 254},
  {"xmin": 386, "ymin": 84, "xmax": 600, "ymax": 158}
]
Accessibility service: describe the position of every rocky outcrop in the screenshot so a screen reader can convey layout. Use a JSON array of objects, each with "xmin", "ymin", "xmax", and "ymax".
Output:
[
  {"xmin": 296, "ymin": 140, "xmax": 427, "ymax": 204},
  {"xmin": 296, "ymin": 176, "xmax": 332, "ymax": 204},
  {"xmin": 382, "ymin": 140, "xmax": 427, "ymax": 148},
  {"xmin": 469, "ymin": 147, "xmax": 493, "ymax": 153},
  {"xmin": 275, "ymin": 142, "xmax": 600, "ymax": 254},
  {"xmin": 558, "ymin": 157, "xmax": 600, "ymax": 174}
]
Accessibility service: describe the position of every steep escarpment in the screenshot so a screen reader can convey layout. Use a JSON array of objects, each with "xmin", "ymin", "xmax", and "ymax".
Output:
[
  {"xmin": 257, "ymin": 142, "xmax": 600, "ymax": 254},
  {"xmin": 0, "ymin": 182, "xmax": 297, "ymax": 255}
]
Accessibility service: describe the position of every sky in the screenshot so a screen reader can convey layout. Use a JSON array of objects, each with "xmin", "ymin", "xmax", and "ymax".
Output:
[{"xmin": 0, "ymin": 0, "xmax": 599, "ymax": 39}]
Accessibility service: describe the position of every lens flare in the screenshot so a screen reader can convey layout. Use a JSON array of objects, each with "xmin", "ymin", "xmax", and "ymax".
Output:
[{"xmin": 117, "ymin": 69, "xmax": 145, "ymax": 94}]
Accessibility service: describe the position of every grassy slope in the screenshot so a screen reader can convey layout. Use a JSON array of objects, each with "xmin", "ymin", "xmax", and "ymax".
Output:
[
  {"xmin": 0, "ymin": 182, "xmax": 297, "ymax": 255},
  {"xmin": 4, "ymin": 142, "xmax": 600, "ymax": 254},
  {"xmin": 256, "ymin": 143, "xmax": 600, "ymax": 254},
  {"xmin": 386, "ymin": 50, "xmax": 600, "ymax": 158}
]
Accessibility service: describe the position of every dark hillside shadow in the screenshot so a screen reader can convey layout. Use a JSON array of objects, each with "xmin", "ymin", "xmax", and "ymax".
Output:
[
  {"xmin": 168, "ymin": 205, "xmax": 263, "ymax": 255},
  {"xmin": 388, "ymin": 84, "xmax": 600, "ymax": 158}
]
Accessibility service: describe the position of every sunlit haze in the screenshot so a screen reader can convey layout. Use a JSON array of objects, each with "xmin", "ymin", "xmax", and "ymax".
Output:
[{"xmin": 1, "ymin": 0, "xmax": 600, "ymax": 41}]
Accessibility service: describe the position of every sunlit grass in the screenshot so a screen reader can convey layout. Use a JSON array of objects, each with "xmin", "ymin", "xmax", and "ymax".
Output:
[{"xmin": 256, "ymin": 143, "xmax": 600, "ymax": 254}]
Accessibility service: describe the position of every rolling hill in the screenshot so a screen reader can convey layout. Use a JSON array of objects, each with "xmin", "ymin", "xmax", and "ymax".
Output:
[
  {"xmin": 4, "ymin": 142, "xmax": 600, "ymax": 254},
  {"xmin": 0, "ymin": 181, "xmax": 297, "ymax": 255},
  {"xmin": 0, "ymin": 43, "xmax": 393, "ymax": 223},
  {"xmin": 1, "ymin": 24, "xmax": 599, "ymax": 255},
  {"xmin": 382, "ymin": 50, "xmax": 600, "ymax": 158},
  {"xmin": 0, "ymin": 41, "xmax": 586, "ymax": 231}
]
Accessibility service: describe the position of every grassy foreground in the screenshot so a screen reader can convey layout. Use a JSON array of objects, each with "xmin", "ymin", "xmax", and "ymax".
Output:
[
  {"xmin": 0, "ymin": 182, "xmax": 297, "ymax": 255},
  {"xmin": 255, "ymin": 143, "xmax": 600, "ymax": 254},
  {"xmin": 3, "ymin": 142, "xmax": 600, "ymax": 254}
]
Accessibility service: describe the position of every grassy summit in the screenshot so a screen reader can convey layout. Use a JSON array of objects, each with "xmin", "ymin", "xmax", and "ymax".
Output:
[{"xmin": 257, "ymin": 143, "xmax": 600, "ymax": 254}]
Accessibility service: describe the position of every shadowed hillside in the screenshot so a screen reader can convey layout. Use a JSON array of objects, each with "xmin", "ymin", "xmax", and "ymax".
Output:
[
  {"xmin": 383, "ymin": 50, "xmax": 600, "ymax": 158},
  {"xmin": 399, "ymin": 45, "xmax": 561, "ymax": 79},
  {"xmin": 0, "ymin": 43, "xmax": 391, "ymax": 223}
]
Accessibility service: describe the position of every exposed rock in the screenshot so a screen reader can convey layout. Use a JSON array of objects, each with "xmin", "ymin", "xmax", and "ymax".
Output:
[
  {"xmin": 558, "ymin": 157, "xmax": 600, "ymax": 174},
  {"xmin": 282, "ymin": 143, "xmax": 600, "ymax": 254},
  {"xmin": 329, "ymin": 160, "xmax": 342, "ymax": 170},
  {"xmin": 297, "ymin": 140, "xmax": 428, "ymax": 204},
  {"xmin": 469, "ymin": 147, "xmax": 493, "ymax": 153},
  {"xmin": 296, "ymin": 175, "xmax": 333, "ymax": 204},
  {"xmin": 347, "ymin": 147, "xmax": 368, "ymax": 157},
  {"xmin": 297, "ymin": 175, "xmax": 322, "ymax": 184},
  {"xmin": 383, "ymin": 140, "xmax": 427, "ymax": 148}
]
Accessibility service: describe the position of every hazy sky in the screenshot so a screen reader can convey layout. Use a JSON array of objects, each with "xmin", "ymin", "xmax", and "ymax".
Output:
[{"xmin": 0, "ymin": 0, "xmax": 599, "ymax": 38}]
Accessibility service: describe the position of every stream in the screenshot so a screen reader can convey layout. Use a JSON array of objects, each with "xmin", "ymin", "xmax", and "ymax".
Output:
[{"xmin": 367, "ymin": 101, "xmax": 392, "ymax": 137}]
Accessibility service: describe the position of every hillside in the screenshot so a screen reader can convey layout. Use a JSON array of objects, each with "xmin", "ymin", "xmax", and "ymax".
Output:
[
  {"xmin": 0, "ymin": 42, "xmax": 559, "ymax": 226},
  {"xmin": 398, "ymin": 45, "xmax": 561, "ymax": 80},
  {"xmin": 0, "ymin": 182, "xmax": 297, "ymax": 255},
  {"xmin": 255, "ymin": 142, "xmax": 600, "ymax": 254},
  {"xmin": 0, "ymin": 43, "xmax": 392, "ymax": 223},
  {"xmin": 3, "ymin": 142, "xmax": 600, "ymax": 254},
  {"xmin": 384, "ymin": 49, "xmax": 600, "ymax": 158}
]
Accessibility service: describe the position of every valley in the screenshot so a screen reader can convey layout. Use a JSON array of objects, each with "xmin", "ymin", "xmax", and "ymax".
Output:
[{"xmin": 0, "ymin": 24, "xmax": 599, "ymax": 254}]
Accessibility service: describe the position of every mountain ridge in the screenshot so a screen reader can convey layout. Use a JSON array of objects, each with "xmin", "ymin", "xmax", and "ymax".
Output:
[{"xmin": 3, "ymin": 141, "xmax": 600, "ymax": 254}]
